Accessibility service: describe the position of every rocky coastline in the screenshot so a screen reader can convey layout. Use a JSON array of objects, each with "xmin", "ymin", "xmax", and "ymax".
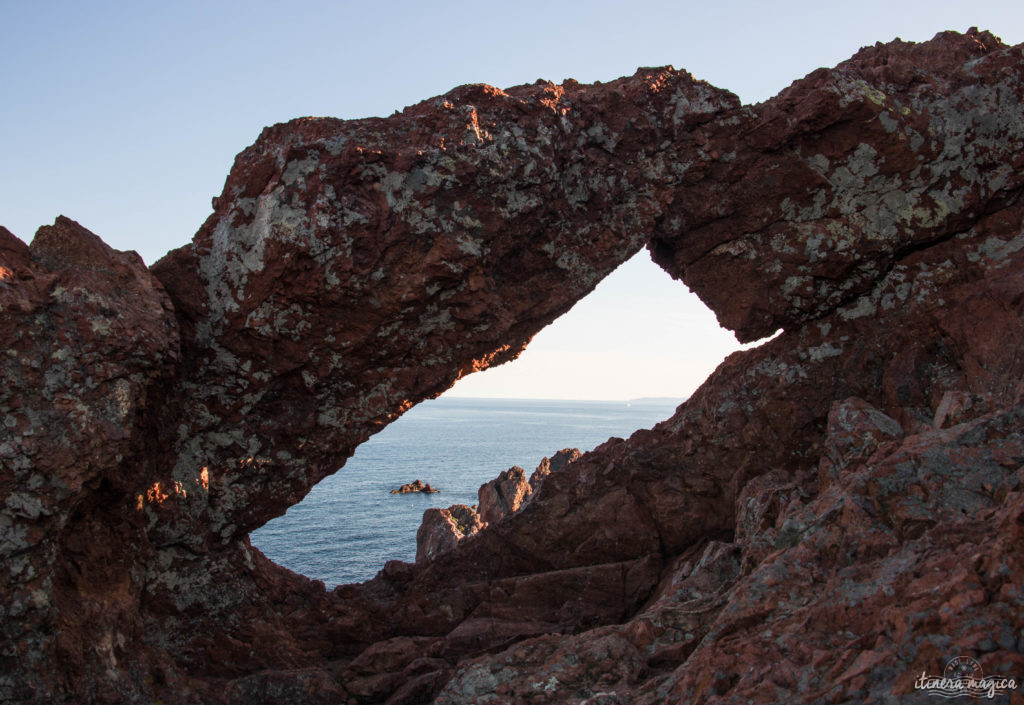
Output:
[{"xmin": 1, "ymin": 28, "xmax": 1022, "ymax": 705}]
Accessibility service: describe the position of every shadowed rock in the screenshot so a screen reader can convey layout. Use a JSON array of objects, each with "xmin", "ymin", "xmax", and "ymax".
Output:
[{"xmin": 529, "ymin": 447, "xmax": 582, "ymax": 488}]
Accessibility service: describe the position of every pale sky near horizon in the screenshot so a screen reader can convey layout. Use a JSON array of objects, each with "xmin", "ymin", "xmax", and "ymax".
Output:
[{"xmin": 3, "ymin": 1, "xmax": 1022, "ymax": 400}]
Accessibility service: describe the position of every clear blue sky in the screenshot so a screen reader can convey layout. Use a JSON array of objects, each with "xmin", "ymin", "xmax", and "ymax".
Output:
[{"xmin": 3, "ymin": 1, "xmax": 1021, "ymax": 399}]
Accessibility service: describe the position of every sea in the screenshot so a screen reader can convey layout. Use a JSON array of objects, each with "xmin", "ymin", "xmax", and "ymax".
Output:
[{"xmin": 250, "ymin": 396, "xmax": 682, "ymax": 587}]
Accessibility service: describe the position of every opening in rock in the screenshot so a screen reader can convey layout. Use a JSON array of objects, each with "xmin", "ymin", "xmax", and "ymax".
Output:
[{"xmin": 250, "ymin": 250, "xmax": 762, "ymax": 586}]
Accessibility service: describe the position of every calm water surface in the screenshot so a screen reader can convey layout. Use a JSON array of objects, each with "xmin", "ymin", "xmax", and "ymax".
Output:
[{"xmin": 250, "ymin": 397, "xmax": 681, "ymax": 586}]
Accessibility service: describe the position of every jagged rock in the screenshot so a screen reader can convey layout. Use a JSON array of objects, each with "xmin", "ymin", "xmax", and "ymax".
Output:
[
  {"xmin": 390, "ymin": 479, "xmax": 439, "ymax": 494},
  {"xmin": 649, "ymin": 28, "xmax": 1024, "ymax": 343},
  {"xmin": 0, "ymin": 217, "xmax": 183, "ymax": 703},
  {"xmin": 417, "ymin": 450, "xmax": 580, "ymax": 563},
  {"xmin": 529, "ymin": 447, "xmax": 581, "ymax": 488},
  {"xmin": 2, "ymin": 27, "xmax": 1023, "ymax": 705},
  {"xmin": 415, "ymin": 504, "xmax": 482, "ymax": 564},
  {"xmin": 477, "ymin": 465, "xmax": 532, "ymax": 525}
]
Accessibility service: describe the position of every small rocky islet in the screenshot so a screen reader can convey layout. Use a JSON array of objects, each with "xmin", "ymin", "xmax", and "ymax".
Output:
[{"xmin": 389, "ymin": 479, "xmax": 440, "ymax": 494}]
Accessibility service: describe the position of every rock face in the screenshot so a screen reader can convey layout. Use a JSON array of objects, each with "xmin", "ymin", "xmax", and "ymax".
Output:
[
  {"xmin": 529, "ymin": 447, "xmax": 581, "ymax": 488},
  {"xmin": 416, "ymin": 504, "xmax": 482, "ymax": 564},
  {"xmin": 0, "ymin": 218, "xmax": 181, "ymax": 704},
  {"xmin": 477, "ymin": 465, "xmax": 532, "ymax": 525},
  {"xmin": 2, "ymin": 27, "xmax": 1023, "ymax": 705},
  {"xmin": 649, "ymin": 29, "xmax": 1024, "ymax": 343}
]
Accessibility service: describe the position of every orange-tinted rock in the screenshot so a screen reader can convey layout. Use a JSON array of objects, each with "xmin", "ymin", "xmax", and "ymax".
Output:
[
  {"xmin": 416, "ymin": 450, "xmax": 581, "ymax": 563},
  {"xmin": 416, "ymin": 504, "xmax": 482, "ymax": 564},
  {"xmin": 3, "ymin": 27, "xmax": 1024, "ymax": 705},
  {"xmin": 477, "ymin": 465, "xmax": 531, "ymax": 525}
]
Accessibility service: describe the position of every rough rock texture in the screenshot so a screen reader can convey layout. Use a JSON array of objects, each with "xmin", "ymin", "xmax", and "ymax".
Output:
[
  {"xmin": 416, "ymin": 505, "xmax": 483, "ymax": 564},
  {"xmin": 477, "ymin": 466, "xmax": 532, "ymax": 526},
  {"xmin": 529, "ymin": 447, "xmax": 582, "ymax": 488},
  {"xmin": 417, "ymin": 450, "xmax": 580, "ymax": 564},
  {"xmin": 649, "ymin": 28, "xmax": 1024, "ymax": 342},
  {"xmin": 0, "ymin": 217, "xmax": 181, "ymax": 704},
  {"xmin": 148, "ymin": 65, "xmax": 736, "ymax": 546},
  {"xmin": 3, "ymin": 27, "xmax": 1024, "ymax": 705}
]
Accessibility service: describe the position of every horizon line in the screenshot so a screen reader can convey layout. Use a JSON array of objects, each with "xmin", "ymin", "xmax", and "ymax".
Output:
[{"xmin": 437, "ymin": 394, "xmax": 688, "ymax": 403}]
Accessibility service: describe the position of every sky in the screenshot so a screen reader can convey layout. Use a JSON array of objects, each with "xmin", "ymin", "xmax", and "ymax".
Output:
[{"xmin": 3, "ymin": 0, "xmax": 1021, "ymax": 400}]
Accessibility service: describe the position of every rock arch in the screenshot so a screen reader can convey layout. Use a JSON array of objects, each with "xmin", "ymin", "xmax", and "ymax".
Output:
[{"xmin": 2, "ymin": 29, "xmax": 1023, "ymax": 704}]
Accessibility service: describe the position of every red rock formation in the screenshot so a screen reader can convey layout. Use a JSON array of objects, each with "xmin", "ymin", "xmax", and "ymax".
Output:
[
  {"xmin": 2, "ymin": 27, "xmax": 1023, "ymax": 705},
  {"xmin": 148, "ymin": 66, "xmax": 737, "ymax": 546},
  {"xmin": 477, "ymin": 466, "xmax": 532, "ymax": 526},
  {"xmin": 417, "ymin": 448, "xmax": 583, "ymax": 565},
  {"xmin": 416, "ymin": 504, "xmax": 483, "ymax": 564},
  {"xmin": 651, "ymin": 28, "xmax": 1024, "ymax": 343},
  {"xmin": 390, "ymin": 479, "xmax": 439, "ymax": 494},
  {"xmin": 530, "ymin": 447, "xmax": 582, "ymax": 488},
  {"xmin": 0, "ymin": 217, "xmax": 182, "ymax": 703},
  {"xmin": 417, "ymin": 449, "xmax": 583, "ymax": 564}
]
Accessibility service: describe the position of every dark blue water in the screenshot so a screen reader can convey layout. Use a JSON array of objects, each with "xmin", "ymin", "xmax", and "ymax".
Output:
[{"xmin": 250, "ymin": 397, "xmax": 681, "ymax": 586}]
